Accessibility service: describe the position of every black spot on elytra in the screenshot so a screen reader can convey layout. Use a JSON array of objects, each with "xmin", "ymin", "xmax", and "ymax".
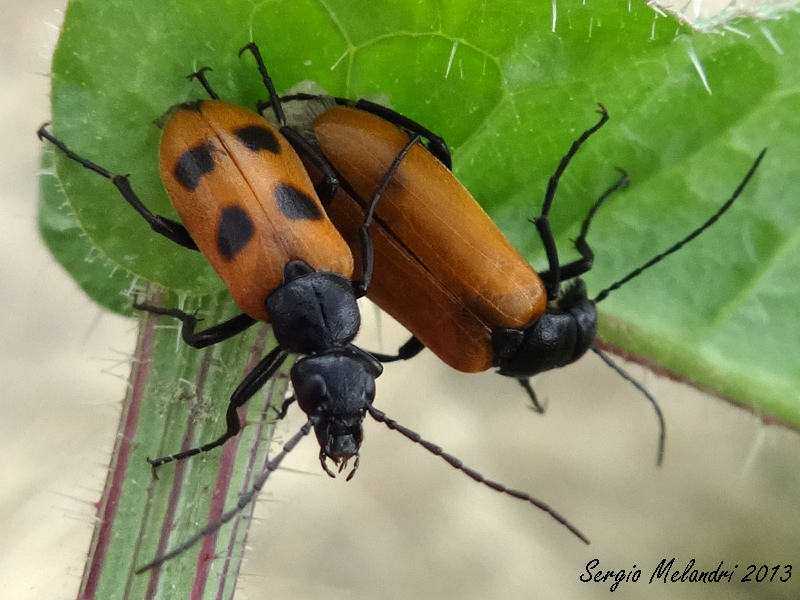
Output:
[
  {"xmin": 217, "ymin": 206, "xmax": 254, "ymax": 260},
  {"xmin": 235, "ymin": 125, "xmax": 280, "ymax": 153},
  {"xmin": 275, "ymin": 184, "xmax": 322, "ymax": 221},
  {"xmin": 180, "ymin": 100, "xmax": 205, "ymax": 112},
  {"xmin": 174, "ymin": 143, "xmax": 215, "ymax": 191}
]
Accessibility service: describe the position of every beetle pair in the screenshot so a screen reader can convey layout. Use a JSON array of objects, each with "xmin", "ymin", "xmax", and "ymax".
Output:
[{"xmin": 40, "ymin": 42, "xmax": 765, "ymax": 569}]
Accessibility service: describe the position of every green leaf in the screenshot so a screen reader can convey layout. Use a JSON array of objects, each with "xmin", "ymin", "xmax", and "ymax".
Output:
[
  {"xmin": 39, "ymin": 152, "xmax": 138, "ymax": 316},
  {"xmin": 46, "ymin": 0, "xmax": 800, "ymax": 425}
]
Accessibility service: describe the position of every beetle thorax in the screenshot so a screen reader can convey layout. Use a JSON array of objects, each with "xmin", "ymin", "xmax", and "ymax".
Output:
[
  {"xmin": 490, "ymin": 279, "xmax": 597, "ymax": 378},
  {"xmin": 265, "ymin": 260, "xmax": 360, "ymax": 354}
]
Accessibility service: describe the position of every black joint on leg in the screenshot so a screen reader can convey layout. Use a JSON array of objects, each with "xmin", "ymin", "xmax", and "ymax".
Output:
[
  {"xmin": 107, "ymin": 174, "xmax": 199, "ymax": 251},
  {"xmin": 543, "ymin": 167, "xmax": 629, "ymax": 284}
]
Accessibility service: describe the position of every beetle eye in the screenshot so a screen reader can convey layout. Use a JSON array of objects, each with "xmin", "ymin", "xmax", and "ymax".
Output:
[
  {"xmin": 364, "ymin": 376, "xmax": 376, "ymax": 404},
  {"xmin": 294, "ymin": 373, "xmax": 327, "ymax": 415}
]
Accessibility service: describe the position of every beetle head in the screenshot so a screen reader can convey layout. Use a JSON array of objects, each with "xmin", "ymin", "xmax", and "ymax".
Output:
[{"xmin": 291, "ymin": 350, "xmax": 382, "ymax": 478}]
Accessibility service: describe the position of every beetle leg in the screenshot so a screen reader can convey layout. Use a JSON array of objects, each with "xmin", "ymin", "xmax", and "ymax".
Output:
[
  {"xmin": 368, "ymin": 336, "xmax": 425, "ymax": 363},
  {"xmin": 187, "ymin": 66, "xmax": 220, "ymax": 99},
  {"xmin": 136, "ymin": 418, "xmax": 315, "ymax": 573},
  {"xmin": 516, "ymin": 378, "xmax": 546, "ymax": 414},
  {"xmin": 533, "ymin": 105, "xmax": 610, "ymax": 300},
  {"xmin": 273, "ymin": 394, "xmax": 297, "ymax": 421},
  {"xmin": 591, "ymin": 346, "xmax": 665, "ymax": 467},
  {"xmin": 38, "ymin": 124, "xmax": 198, "ymax": 251},
  {"xmin": 352, "ymin": 134, "xmax": 421, "ymax": 297},
  {"xmin": 263, "ymin": 94, "xmax": 453, "ymax": 169},
  {"xmin": 147, "ymin": 346, "xmax": 290, "ymax": 470},
  {"xmin": 350, "ymin": 99, "xmax": 452, "ymax": 169},
  {"xmin": 239, "ymin": 42, "xmax": 286, "ymax": 127},
  {"xmin": 133, "ymin": 301, "xmax": 257, "ymax": 348},
  {"xmin": 539, "ymin": 168, "xmax": 629, "ymax": 287},
  {"xmin": 281, "ymin": 126, "xmax": 340, "ymax": 206}
]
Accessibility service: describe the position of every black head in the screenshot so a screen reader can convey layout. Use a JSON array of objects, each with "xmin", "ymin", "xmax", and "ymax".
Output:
[
  {"xmin": 291, "ymin": 350, "xmax": 382, "ymax": 475},
  {"xmin": 491, "ymin": 280, "xmax": 597, "ymax": 378},
  {"xmin": 266, "ymin": 261, "xmax": 360, "ymax": 354}
]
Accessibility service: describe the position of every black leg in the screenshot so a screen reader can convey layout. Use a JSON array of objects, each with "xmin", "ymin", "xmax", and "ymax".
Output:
[
  {"xmin": 238, "ymin": 44, "xmax": 341, "ymax": 207},
  {"xmin": 350, "ymin": 99, "xmax": 452, "ymax": 169},
  {"xmin": 239, "ymin": 42, "xmax": 286, "ymax": 126},
  {"xmin": 532, "ymin": 105, "xmax": 609, "ymax": 300},
  {"xmin": 133, "ymin": 301, "xmax": 257, "ymax": 348},
  {"xmin": 352, "ymin": 134, "xmax": 421, "ymax": 297},
  {"xmin": 187, "ymin": 66, "xmax": 220, "ymax": 100},
  {"xmin": 281, "ymin": 126, "xmax": 340, "ymax": 206},
  {"xmin": 136, "ymin": 418, "xmax": 316, "ymax": 573},
  {"xmin": 538, "ymin": 168, "xmax": 629, "ymax": 287},
  {"xmin": 368, "ymin": 336, "xmax": 425, "ymax": 363},
  {"xmin": 269, "ymin": 93, "xmax": 453, "ymax": 168},
  {"xmin": 517, "ymin": 378, "xmax": 546, "ymax": 413},
  {"xmin": 274, "ymin": 394, "xmax": 296, "ymax": 421},
  {"xmin": 37, "ymin": 125, "xmax": 198, "ymax": 251},
  {"xmin": 147, "ymin": 346, "xmax": 290, "ymax": 469}
]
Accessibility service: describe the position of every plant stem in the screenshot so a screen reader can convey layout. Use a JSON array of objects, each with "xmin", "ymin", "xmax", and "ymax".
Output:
[{"xmin": 78, "ymin": 289, "xmax": 289, "ymax": 600}]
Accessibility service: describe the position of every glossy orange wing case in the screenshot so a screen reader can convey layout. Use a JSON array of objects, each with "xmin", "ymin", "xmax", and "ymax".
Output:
[{"xmin": 316, "ymin": 107, "xmax": 546, "ymax": 372}]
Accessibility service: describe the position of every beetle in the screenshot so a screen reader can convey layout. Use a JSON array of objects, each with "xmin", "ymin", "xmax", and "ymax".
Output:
[
  {"xmin": 40, "ymin": 44, "xmax": 387, "ymax": 478},
  {"xmin": 267, "ymin": 93, "xmax": 765, "ymax": 466},
  {"xmin": 40, "ymin": 43, "xmax": 590, "ymax": 568}
]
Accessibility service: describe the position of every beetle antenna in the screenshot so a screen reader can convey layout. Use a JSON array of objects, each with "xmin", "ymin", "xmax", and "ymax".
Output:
[
  {"xmin": 593, "ymin": 149, "xmax": 766, "ymax": 304},
  {"xmin": 239, "ymin": 42, "xmax": 286, "ymax": 127},
  {"xmin": 135, "ymin": 418, "xmax": 316, "ymax": 574},
  {"xmin": 591, "ymin": 346, "xmax": 665, "ymax": 466},
  {"xmin": 365, "ymin": 404, "xmax": 590, "ymax": 544}
]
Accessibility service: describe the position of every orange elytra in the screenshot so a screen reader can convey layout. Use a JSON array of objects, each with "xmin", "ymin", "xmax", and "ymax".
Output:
[{"xmin": 158, "ymin": 99, "xmax": 353, "ymax": 322}]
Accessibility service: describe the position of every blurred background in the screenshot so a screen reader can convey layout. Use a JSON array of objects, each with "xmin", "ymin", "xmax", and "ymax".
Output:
[{"xmin": 2, "ymin": 1, "xmax": 797, "ymax": 599}]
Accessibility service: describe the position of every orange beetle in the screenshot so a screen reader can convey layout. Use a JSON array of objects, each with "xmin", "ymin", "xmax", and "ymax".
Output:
[
  {"xmin": 38, "ymin": 44, "xmax": 389, "ymax": 476},
  {"xmin": 280, "ymin": 95, "xmax": 765, "ymax": 466}
]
